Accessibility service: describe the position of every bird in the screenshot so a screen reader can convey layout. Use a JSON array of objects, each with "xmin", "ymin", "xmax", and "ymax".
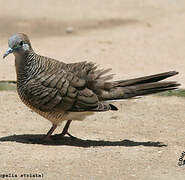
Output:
[{"xmin": 3, "ymin": 33, "xmax": 180, "ymax": 140}]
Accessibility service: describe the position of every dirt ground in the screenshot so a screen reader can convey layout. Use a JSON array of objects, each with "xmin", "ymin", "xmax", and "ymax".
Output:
[{"xmin": 0, "ymin": 1, "xmax": 185, "ymax": 179}]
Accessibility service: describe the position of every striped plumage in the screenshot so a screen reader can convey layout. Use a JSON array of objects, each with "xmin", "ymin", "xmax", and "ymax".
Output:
[{"xmin": 3, "ymin": 33, "xmax": 180, "ymax": 139}]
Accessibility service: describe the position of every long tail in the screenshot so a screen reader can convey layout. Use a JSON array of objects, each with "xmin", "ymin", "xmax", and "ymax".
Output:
[{"xmin": 99, "ymin": 71, "xmax": 180, "ymax": 101}]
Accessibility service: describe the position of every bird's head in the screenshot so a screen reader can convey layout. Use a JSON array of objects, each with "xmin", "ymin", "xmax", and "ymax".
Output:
[{"xmin": 3, "ymin": 33, "xmax": 32, "ymax": 59}]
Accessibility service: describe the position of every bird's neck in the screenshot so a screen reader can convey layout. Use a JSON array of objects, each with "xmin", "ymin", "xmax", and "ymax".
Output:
[
  {"xmin": 15, "ymin": 51, "xmax": 35, "ymax": 83},
  {"xmin": 15, "ymin": 55, "xmax": 24, "ymax": 71}
]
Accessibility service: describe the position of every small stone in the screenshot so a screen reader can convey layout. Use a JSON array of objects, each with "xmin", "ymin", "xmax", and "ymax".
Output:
[{"xmin": 66, "ymin": 27, "xmax": 74, "ymax": 34}]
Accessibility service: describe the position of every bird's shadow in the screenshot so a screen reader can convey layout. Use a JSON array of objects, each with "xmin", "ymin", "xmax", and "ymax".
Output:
[{"xmin": 0, "ymin": 134, "xmax": 167, "ymax": 147}]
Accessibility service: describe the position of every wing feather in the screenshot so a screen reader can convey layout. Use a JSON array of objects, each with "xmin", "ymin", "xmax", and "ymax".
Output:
[{"xmin": 25, "ymin": 68, "xmax": 101, "ymax": 112}]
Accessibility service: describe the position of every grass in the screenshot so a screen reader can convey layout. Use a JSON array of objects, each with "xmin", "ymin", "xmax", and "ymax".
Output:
[
  {"xmin": 157, "ymin": 89, "xmax": 185, "ymax": 98},
  {"xmin": 0, "ymin": 81, "xmax": 16, "ymax": 91}
]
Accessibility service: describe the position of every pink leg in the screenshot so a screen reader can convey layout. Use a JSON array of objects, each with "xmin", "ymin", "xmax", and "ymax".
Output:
[
  {"xmin": 45, "ymin": 124, "xmax": 57, "ymax": 139},
  {"xmin": 60, "ymin": 120, "xmax": 75, "ymax": 138}
]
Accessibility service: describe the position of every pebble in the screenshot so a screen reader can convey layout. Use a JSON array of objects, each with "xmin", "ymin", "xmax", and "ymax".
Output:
[{"xmin": 66, "ymin": 27, "xmax": 74, "ymax": 34}]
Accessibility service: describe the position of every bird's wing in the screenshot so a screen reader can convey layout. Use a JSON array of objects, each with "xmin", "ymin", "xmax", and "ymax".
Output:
[
  {"xmin": 24, "ymin": 68, "xmax": 111, "ymax": 112},
  {"xmin": 66, "ymin": 61, "xmax": 114, "ymax": 82}
]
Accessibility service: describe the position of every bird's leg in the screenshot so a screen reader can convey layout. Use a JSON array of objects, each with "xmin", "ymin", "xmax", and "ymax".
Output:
[
  {"xmin": 45, "ymin": 124, "xmax": 57, "ymax": 140},
  {"xmin": 60, "ymin": 120, "xmax": 76, "ymax": 138}
]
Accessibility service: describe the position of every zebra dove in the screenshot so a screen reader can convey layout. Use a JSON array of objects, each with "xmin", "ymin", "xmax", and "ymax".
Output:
[{"xmin": 3, "ymin": 33, "xmax": 180, "ymax": 140}]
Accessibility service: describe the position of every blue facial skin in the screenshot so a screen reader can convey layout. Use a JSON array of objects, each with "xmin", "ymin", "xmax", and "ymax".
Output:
[{"xmin": 3, "ymin": 47, "xmax": 13, "ymax": 59}]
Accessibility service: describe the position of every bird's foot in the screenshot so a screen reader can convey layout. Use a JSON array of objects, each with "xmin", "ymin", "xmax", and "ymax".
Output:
[
  {"xmin": 61, "ymin": 132, "xmax": 77, "ymax": 139},
  {"xmin": 52, "ymin": 132, "xmax": 77, "ymax": 139}
]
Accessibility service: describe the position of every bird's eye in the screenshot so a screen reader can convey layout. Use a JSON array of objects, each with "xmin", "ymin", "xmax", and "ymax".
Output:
[{"xmin": 19, "ymin": 41, "xmax": 24, "ymax": 46}]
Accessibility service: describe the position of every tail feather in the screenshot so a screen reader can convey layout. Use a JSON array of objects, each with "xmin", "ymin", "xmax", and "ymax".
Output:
[
  {"xmin": 124, "ymin": 81, "xmax": 179, "ymax": 98},
  {"xmin": 113, "ymin": 71, "xmax": 178, "ymax": 87},
  {"xmin": 99, "ymin": 71, "xmax": 180, "ymax": 101}
]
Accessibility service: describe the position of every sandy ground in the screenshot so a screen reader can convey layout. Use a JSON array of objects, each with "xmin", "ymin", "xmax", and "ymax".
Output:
[{"xmin": 0, "ymin": 0, "xmax": 185, "ymax": 179}]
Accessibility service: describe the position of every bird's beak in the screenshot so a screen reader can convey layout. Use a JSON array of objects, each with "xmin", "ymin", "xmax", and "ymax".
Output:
[{"xmin": 3, "ymin": 47, "xmax": 13, "ymax": 59}]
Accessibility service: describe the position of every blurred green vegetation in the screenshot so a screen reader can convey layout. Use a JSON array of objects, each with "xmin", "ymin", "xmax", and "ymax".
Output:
[
  {"xmin": 0, "ymin": 81, "xmax": 16, "ymax": 91},
  {"xmin": 157, "ymin": 89, "xmax": 185, "ymax": 98}
]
